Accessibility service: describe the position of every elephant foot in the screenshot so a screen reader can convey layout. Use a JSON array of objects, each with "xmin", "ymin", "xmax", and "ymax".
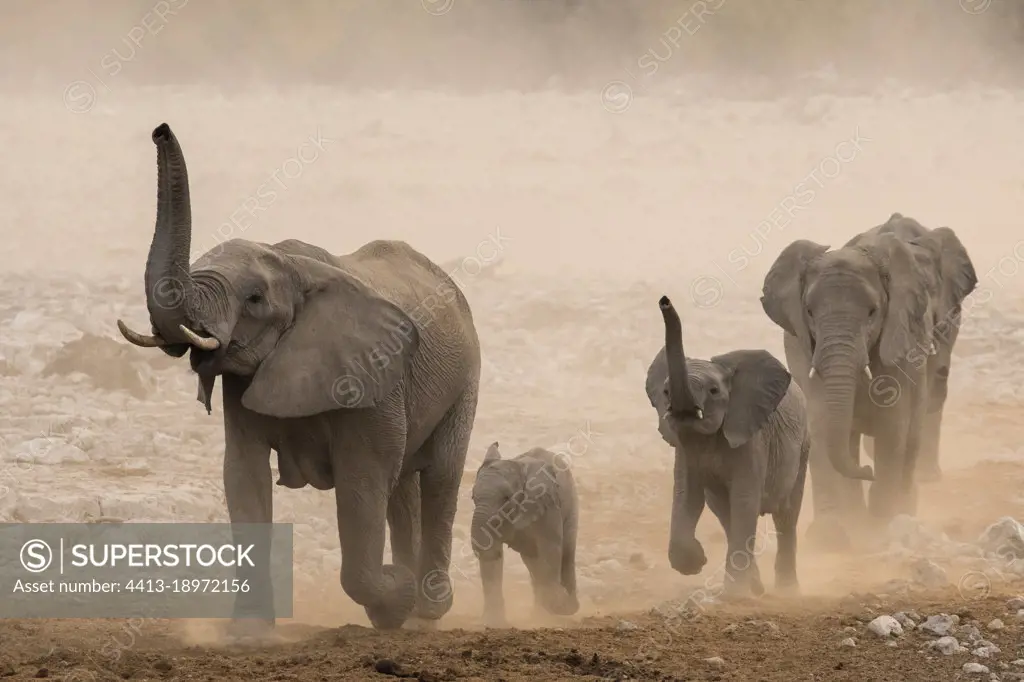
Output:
[
  {"xmin": 482, "ymin": 609, "xmax": 509, "ymax": 629},
  {"xmin": 402, "ymin": 616, "xmax": 438, "ymax": 631},
  {"xmin": 806, "ymin": 517, "xmax": 852, "ymax": 553},
  {"xmin": 224, "ymin": 617, "xmax": 278, "ymax": 646},
  {"xmin": 775, "ymin": 577, "xmax": 801, "ymax": 597},
  {"xmin": 916, "ymin": 463, "xmax": 943, "ymax": 483},
  {"xmin": 668, "ymin": 538, "xmax": 707, "ymax": 576},
  {"xmin": 363, "ymin": 564, "xmax": 418, "ymax": 631},
  {"xmin": 539, "ymin": 588, "xmax": 580, "ymax": 617},
  {"xmin": 415, "ymin": 570, "xmax": 454, "ymax": 621}
]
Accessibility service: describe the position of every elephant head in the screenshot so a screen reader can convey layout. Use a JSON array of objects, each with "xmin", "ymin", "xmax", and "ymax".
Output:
[
  {"xmin": 652, "ymin": 297, "xmax": 792, "ymax": 449},
  {"xmin": 760, "ymin": 233, "xmax": 934, "ymax": 480},
  {"xmin": 116, "ymin": 124, "xmax": 419, "ymax": 417},
  {"xmin": 470, "ymin": 443, "xmax": 558, "ymax": 558}
]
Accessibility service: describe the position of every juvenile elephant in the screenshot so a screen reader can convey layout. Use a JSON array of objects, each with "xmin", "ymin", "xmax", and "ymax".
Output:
[
  {"xmin": 760, "ymin": 215, "xmax": 974, "ymax": 547},
  {"xmin": 116, "ymin": 124, "xmax": 481, "ymax": 632},
  {"xmin": 470, "ymin": 442, "xmax": 579, "ymax": 627},
  {"xmin": 856, "ymin": 214, "xmax": 977, "ymax": 482},
  {"xmin": 646, "ymin": 296, "xmax": 810, "ymax": 597}
]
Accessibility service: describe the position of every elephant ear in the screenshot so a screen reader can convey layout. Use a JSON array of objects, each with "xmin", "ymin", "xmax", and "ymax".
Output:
[
  {"xmin": 512, "ymin": 454, "xmax": 561, "ymax": 531},
  {"xmin": 644, "ymin": 348, "xmax": 669, "ymax": 408},
  {"xmin": 920, "ymin": 226, "xmax": 977, "ymax": 321},
  {"xmin": 863, "ymin": 234, "xmax": 932, "ymax": 366},
  {"xmin": 242, "ymin": 274, "xmax": 419, "ymax": 418},
  {"xmin": 712, "ymin": 349, "xmax": 792, "ymax": 449},
  {"xmin": 760, "ymin": 240, "xmax": 830, "ymax": 353}
]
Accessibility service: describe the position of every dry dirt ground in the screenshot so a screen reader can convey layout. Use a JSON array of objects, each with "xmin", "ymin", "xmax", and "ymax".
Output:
[{"xmin": 5, "ymin": 3, "xmax": 1024, "ymax": 681}]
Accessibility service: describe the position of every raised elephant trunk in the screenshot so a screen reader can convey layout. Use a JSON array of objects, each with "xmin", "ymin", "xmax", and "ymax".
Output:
[
  {"xmin": 815, "ymin": 333, "xmax": 875, "ymax": 481},
  {"xmin": 117, "ymin": 123, "xmax": 220, "ymax": 351},
  {"xmin": 659, "ymin": 296, "xmax": 698, "ymax": 417}
]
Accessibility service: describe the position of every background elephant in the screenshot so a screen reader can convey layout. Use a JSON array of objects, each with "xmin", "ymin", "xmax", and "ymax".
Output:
[
  {"xmin": 855, "ymin": 214, "xmax": 977, "ymax": 482},
  {"xmin": 760, "ymin": 215, "xmax": 974, "ymax": 548},
  {"xmin": 470, "ymin": 442, "xmax": 579, "ymax": 627},
  {"xmin": 646, "ymin": 296, "xmax": 810, "ymax": 597},
  {"xmin": 116, "ymin": 123, "xmax": 481, "ymax": 631}
]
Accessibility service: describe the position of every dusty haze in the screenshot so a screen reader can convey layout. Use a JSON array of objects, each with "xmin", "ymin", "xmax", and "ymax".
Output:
[{"xmin": 2, "ymin": 1, "xmax": 1024, "ymax": 680}]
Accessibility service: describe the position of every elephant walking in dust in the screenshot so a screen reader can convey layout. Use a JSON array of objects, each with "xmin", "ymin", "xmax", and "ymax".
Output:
[
  {"xmin": 760, "ymin": 213, "xmax": 975, "ymax": 550},
  {"xmin": 646, "ymin": 296, "xmax": 810, "ymax": 597},
  {"xmin": 116, "ymin": 123, "xmax": 481, "ymax": 632},
  {"xmin": 470, "ymin": 442, "xmax": 579, "ymax": 627}
]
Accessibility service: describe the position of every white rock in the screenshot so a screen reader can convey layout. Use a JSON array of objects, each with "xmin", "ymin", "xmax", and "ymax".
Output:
[
  {"xmin": 617, "ymin": 620, "xmax": 639, "ymax": 631},
  {"xmin": 1007, "ymin": 596, "xmax": 1024, "ymax": 611},
  {"xmin": 974, "ymin": 645, "xmax": 1000, "ymax": 658},
  {"xmin": 1012, "ymin": 659, "xmax": 1024, "ymax": 666},
  {"xmin": 921, "ymin": 614, "xmax": 958, "ymax": 636},
  {"xmin": 960, "ymin": 625, "xmax": 983, "ymax": 642},
  {"xmin": 988, "ymin": 618, "xmax": 1005, "ymax": 631},
  {"xmin": 839, "ymin": 637, "xmax": 856, "ymax": 648},
  {"xmin": 885, "ymin": 640, "xmax": 898, "ymax": 648},
  {"xmin": 867, "ymin": 615, "xmax": 903, "ymax": 638},
  {"xmin": 703, "ymin": 656, "xmax": 725, "ymax": 669},
  {"xmin": 963, "ymin": 662, "xmax": 990, "ymax": 674},
  {"xmin": 842, "ymin": 626, "xmax": 858, "ymax": 635},
  {"xmin": 929, "ymin": 636, "xmax": 967, "ymax": 655},
  {"xmin": 979, "ymin": 517, "xmax": 1024, "ymax": 558}
]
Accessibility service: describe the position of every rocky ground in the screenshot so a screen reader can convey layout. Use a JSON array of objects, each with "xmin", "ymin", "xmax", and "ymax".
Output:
[{"xmin": 2, "ymin": 77, "xmax": 1024, "ymax": 679}]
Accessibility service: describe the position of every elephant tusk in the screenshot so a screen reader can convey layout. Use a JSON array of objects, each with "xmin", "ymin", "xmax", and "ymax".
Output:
[
  {"xmin": 863, "ymin": 365, "xmax": 873, "ymax": 380},
  {"xmin": 116, "ymin": 319, "xmax": 166, "ymax": 347},
  {"xmin": 695, "ymin": 408, "xmax": 704, "ymax": 420},
  {"xmin": 808, "ymin": 367, "xmax": 817, "ymax": 380},
  {"xmin": 927, "ymin": 343, "xmax": 937, "ymax": 356},
  {"xmin": 179, "ymin": 324, "xmax": 221, "ymax": 351}
]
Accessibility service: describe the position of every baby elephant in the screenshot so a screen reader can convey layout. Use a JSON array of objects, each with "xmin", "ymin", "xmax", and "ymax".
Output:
[
  {"xmin": 646, "ymin": 296, "xmax": 810, "ymax": 597},
  {"xmin": 470, "ymin": 442, "xmax": 579, "ymax": 627}
]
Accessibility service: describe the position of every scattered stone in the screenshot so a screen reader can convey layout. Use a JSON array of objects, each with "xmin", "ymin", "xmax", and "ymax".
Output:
[
  {"xmin": 839, "ymin": 637, "xmax": 856, "ymax": 648},
  {"xmin": 963, "ymin": 661, "xmax": 990, "ymax": 675},
  {"xmin": 921, "ymin": 614, "xmax": 958, "ymax": 637},
  {"xmin": 8, "ymin": 440, "xmax": 89, "ymax": 465},
  {"xmin": 910, "ymin": 558, "xmax": 949, "ymax": 587},
  {"xmin": 1012, "ymin": 659, "xmax": 1024, "ymax": 666},
  {"xmin": 928, "ymin": 636, "xmax": 967, "ymax": 655},
  {"xmin": 974, "ymin": 645, "xmax": 1001, "ymax": 658},
  {"xmin": 1008, "ymin": 597, "xmax": 1024, "ymax": 611},
  {"xmin": 894, "ymin": 612, "xmax": 917, "ymax": 629},
  {"xmin": 867, "ymin": 615, "xmax": 903, "ymax": 638},
  {"xmin": 989, "ymin": 618, "xmax": 1006, "ymax": 631},
  {"xmin": 152, "ymin": 659, "xmax": 172, "ymax": 672},
  {"xmin": 722, "ymin": 624, "xmax": 738, "ymax": 635},
  {"xmin": 704, "ymin": 656, "xmax": 725, "ymax": 669},
  {"xmin": 980, "ymin": 517, "xmax": 1024, "ymax": 558},
  {"xmin": 960, "ymin": 625, "xmax": 983, "ymax": 643},
  {"xmin": 885, "ymin": 640, "xmax": 898, "ymax": 648},
  {"xmin": 842, "ymin": 626, "xmax": 858, "ymax": 635},
  {"xmin": 907, "ymin": 610, "xmax": 922, "ymax": 622},
  {"xmin": 616, "ymin": 620, "xmax": 639, "ymax": 632}
]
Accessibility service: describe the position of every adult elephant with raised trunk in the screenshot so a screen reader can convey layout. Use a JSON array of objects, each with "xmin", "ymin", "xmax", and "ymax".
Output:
[
  {"xmin": 117, "ymin": 123, "xmax": 481, "ymax": 633},
  {"xmin": 760, "ymin": 216, "xmax": 974, "ymax": 549}
]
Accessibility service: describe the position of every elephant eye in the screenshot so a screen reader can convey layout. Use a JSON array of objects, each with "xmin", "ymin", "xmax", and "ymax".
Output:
[
  {"xmin": 805, "ymin": 307, "xmax": 813, "ymax": 318},
  {"xmin": 709, "ymin": 386, "xmax": 720, "ymax": 396},
  {"xmin": 247, "ymin": 291, "xmax": 264, "ymax": 304},
  {"xmin": 869, "ymin": 307, "xmax": 877, "ymax": 317}
]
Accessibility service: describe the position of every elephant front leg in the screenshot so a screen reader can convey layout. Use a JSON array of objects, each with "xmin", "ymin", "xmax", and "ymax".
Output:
[
  {"xmin": 722, "ymin": 476, "xmax": 764, "ymax": 598},
  {"xmin": 334, "ymin": 440, "xmax": 416, "ymax": 630},
  {"xmin": 414, "ymin": 390, "xmax": 477, "ymax": 622},
  {"xmin": 805, "ymin": 421, "xmax": 857, "ymax": 552},
  {"xmin": 668, "ymin": 449, "xmax": 707, "ymax": 575},
  {"xmin": 477, "ymin": 549, "xmax": 507, "ymax": 627},
  {"xmin": 916, "ymin": 409, "xmax": 943, "ymax": 482},
  {"xmin": 387, "ymin": 472, "xmax": 421, "ymax": 578},
  {"xmin": 526, "ymin": 515, "xmax": 578, "ymax": 616},
  {"xmin": 222, "ymin": 381, "xmax": 277, "ymax": 640}
]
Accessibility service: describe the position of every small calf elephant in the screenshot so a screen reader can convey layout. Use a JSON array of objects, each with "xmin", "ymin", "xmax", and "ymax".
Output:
[
  {"xmin": 470, "ymin": 442, "xmax": 579, "ymax": 627},
  {"xmin": 646, "ymin": 296, "xmax": 810, "ymax": 597}
]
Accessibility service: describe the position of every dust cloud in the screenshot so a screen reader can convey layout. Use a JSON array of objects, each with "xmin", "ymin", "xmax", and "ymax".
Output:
[{"xmin": 3, "ymin": 0, "xmax": 1024, "ymax": 677}]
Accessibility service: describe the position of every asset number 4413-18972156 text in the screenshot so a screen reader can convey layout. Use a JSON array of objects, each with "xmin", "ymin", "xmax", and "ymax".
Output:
[{"xmin": 124, "ymin": 578, "xmax": 251, "ymax": 593}]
